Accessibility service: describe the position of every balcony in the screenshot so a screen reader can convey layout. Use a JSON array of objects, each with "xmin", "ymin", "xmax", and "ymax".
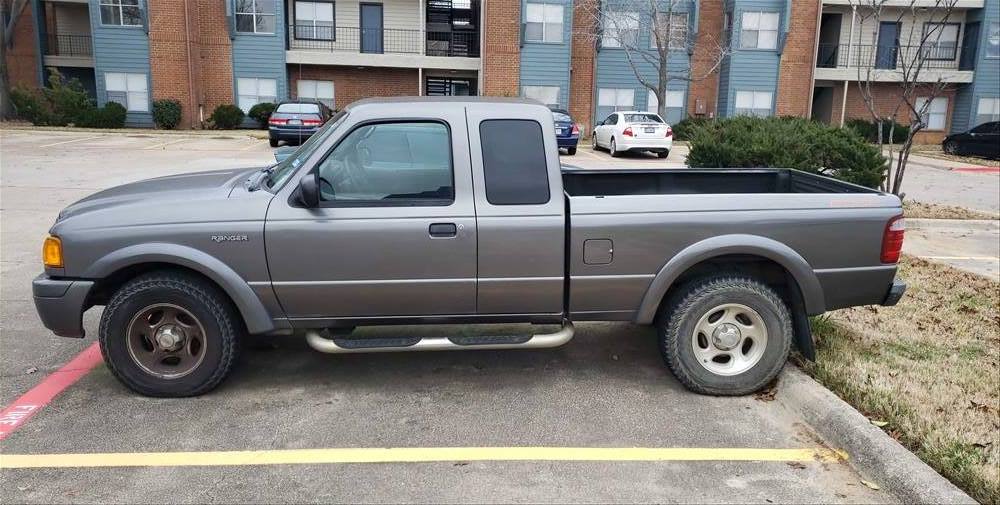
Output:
[
  {"xmin": 45, "ymin": 33, "xmax": 92, "ymax": 57},
  {"xmin": 814, "ymin": 43, "xmax": 975, "ymax": 83},
  {"xmin": 285, "ymin": 25, "xmax": 480, "ymax": 71}
]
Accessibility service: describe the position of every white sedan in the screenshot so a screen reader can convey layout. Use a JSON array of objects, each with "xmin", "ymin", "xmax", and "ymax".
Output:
[{"xmin": 592, "ymin": 111, "xmax": 673, "ymax": 158}]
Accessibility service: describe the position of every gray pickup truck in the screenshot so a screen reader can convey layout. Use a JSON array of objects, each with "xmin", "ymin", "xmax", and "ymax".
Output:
[{"xmin": 33, "ymin": 97, "xmax": 906, "ymax": 397}]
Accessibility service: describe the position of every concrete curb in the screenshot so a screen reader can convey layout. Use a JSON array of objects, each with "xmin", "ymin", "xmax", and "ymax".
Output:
[
  {"xmin": 777, "ymin": 367, "xmax": 976, "ymax": 504},
  {"xmin": 907, "ymin": 218, "xmax": 999, "ymax": 231}
]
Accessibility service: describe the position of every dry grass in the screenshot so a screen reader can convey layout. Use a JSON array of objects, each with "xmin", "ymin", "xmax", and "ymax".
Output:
[
  {"xmin": 804, "ymin": 255, "xmax": 1000, "ymax": 504},
  {"xmin": 903, "ymin": 200, "xmax": 1000, "ymax": 220}
]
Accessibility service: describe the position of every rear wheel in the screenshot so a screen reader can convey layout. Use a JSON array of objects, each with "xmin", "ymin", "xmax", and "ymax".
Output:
[
  {"xmin": 567, "ymin": 147, "xmax": 577, "ymax": 155},
  {"xmin": 657, "ymin": 150, "xmax": 669, "ymax": 158},
  {"xmin": 99, "ymin": 271, "xmax": 241, "ymax": 397},
  {"xmin": 657, "ymin": 275, "xmax": 792, "ymax": 396},
  {"xmin": 269, "ymin": 138, "xmax": 279, "ymax": 148},
  {"xmin": 610, "ymin": 137, "xmax": 620, "ymax": 157}
]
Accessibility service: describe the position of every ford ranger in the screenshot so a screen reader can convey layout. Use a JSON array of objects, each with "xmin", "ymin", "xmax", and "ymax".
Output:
[{"xmin": 33, "ymin": 98, "xmax": 906, "ymax": 397}]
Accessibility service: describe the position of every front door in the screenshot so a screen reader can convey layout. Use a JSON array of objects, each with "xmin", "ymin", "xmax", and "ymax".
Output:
[
  {"xmin": 360, "ymin": 3, "xmax": 383, "ymax": 54},
  {"xmin": 875, "ymin": 22, "xmax": 900, "ymax": 69},
  {"xmin": 265, "ymin": 112, "xmax": 477, "ymax": 321}
]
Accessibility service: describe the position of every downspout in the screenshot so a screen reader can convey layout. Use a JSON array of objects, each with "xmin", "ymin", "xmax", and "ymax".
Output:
[
  {"xmin": 805, "ymin": 0, "xmax": 822, "ymax": 119},
  {"xmin": 839, "ymin": 5, "xmax": 856, "ymax": 127},
  {"xmin": 182, "ymin": 0, "xmax": 197, "ymax": 128}
]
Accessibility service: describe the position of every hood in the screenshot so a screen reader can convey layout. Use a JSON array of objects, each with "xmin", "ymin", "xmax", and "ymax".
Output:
[{"xmin": 58, "ymin": 167, "xmax": 258, "ymax": 221}]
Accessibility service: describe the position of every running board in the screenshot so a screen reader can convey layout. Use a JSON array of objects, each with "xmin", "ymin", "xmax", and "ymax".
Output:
[{"xmin": 304, "ymin": 322, "xmax": 574, "ymax": 354}]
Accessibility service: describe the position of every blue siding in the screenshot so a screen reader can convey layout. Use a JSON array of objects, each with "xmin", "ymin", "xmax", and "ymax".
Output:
[
  {"xmin": 952, "ymin": 1, "xmax": 1000, "ymax": 133},
  {"xmin": 231, "ymin": 0, "xmax": 288, "ymax": 127},
  {"xmin": 593, "ymin": 3, "xmax": 692, "ymax": 127},
  {"xmin": 89, "ymin": 0, "xmax": 152, "ymax": 127},
  {"xmin": 717, "ymin": 0, "xmax": 784, "ymax": 117},
  {"xmin": 519, "ymin": 0, "xmax": 573, "ymax": 108}
]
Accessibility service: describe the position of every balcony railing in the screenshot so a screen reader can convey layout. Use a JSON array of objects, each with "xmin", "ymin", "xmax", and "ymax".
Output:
[
  {"xmin": 45, "ymin": 34, "xmax": 93, "ymax": 57},
  {"xmin": 287, "ymin": 25, "xmax": 479, "ymax": 58},
  {"xmin": 817, "ymin": 43, "xmax": 973, "ymax": 71}
]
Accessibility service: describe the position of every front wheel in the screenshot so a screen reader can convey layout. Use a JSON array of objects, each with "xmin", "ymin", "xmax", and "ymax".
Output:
[
  {"xmin": 943, "ymin": 140, "xmax": 959, "ymax": 155},
  {"xmin": 99, "ymin": 271, "xmax": 241, "ymax": 397},
  {"xmin": 657, "ymin": 275, "xmax": 792, "ymax": 396}
]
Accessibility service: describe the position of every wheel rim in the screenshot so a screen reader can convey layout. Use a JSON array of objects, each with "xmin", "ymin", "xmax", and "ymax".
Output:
[
  {"xmin": 691, "ymin": 303, "xmax": 768, "ymax": 376},
  {"xmin": 592, "ymin": 134, "xmax": 597, "ymax": 148},
  {"xmin": 126, "ymin": 303, "xmax": 208, "ymax": 379},
  {"xmin": 610, "ymin": 139, "xmax": 616, "ymax": 153},
  {"xmin": 944, "ymin": 141, "xmax": 956, "ymax": 154}
]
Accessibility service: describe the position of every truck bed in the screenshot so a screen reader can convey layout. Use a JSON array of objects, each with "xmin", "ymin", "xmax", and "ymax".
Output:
[{"xmin": 561, "ymin": 168, "xmax": 878, "ymax": 197}]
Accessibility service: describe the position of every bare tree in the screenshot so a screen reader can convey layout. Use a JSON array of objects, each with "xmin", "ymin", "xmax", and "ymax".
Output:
[
  {"xmin": 848, "ymin": 0, "xmax": 958, "ymax": 195},
  {"xmin": 575, "ymin": 0, "xmax": 728, "ymax": 119}
]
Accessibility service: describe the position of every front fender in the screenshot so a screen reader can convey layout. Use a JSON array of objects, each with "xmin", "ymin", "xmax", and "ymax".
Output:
[
  {"xmin": 82, "ymin": 243, "xmax": 276, "ymax": 334},
  {"xmin": 634, "ymin": 234, "xmax": 825, "ymax": 325}
]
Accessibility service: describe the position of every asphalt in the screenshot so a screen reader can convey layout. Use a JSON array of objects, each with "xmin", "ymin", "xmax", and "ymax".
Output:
[
  {"xmin": 904, "ymin": 218, "xmax": 1000, "ymax": 279},
  {"xmin": 0, "ymin": 129, "xmax": 959, "ymax": 503},
  {"xmin": 903, "ymin": 154, "xmax": 1000, "ymax": 213}
]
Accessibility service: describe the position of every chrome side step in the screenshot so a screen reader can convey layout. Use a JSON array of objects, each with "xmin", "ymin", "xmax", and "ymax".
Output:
[{"xmin": 304, "ymin": 322, "xmax": 575, "ymax": 354}]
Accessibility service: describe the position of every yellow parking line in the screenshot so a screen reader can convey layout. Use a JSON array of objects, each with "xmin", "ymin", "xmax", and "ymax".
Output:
[{"xmin": 0, "ymin": 447, "xmax": 846, "ymax": 469}]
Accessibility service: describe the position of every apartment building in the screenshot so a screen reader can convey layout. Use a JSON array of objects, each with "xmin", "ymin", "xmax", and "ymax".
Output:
[{"xmin": 3, "ymin": 0, "xmax": 998, "ymax": 139}]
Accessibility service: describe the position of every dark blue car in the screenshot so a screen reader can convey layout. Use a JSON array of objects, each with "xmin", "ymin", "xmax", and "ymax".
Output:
[
  {"xmin": 550, "ymin": 108, "xmax": 580, "ymax": 155},
  {"xmin": 268, "ymin": 100, "xmax": 333, "ymax": 147}
]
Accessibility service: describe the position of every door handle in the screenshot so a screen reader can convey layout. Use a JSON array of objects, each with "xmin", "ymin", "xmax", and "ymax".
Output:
[{"xmin": 429, "ymin": 223, "xmax": 458, "ymax": 238}]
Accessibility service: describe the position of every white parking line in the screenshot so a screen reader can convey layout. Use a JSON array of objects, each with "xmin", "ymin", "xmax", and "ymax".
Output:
[
  {"xmin": 142, "ymin": 137, "xmax": 191, "ymax": 150},
  {"xmin": 39, "ymin": 136, "xmax": 101, "ymax": 148}
]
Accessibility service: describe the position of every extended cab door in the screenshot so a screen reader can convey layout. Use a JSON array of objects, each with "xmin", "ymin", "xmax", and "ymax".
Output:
[
  {"xmin": 466, "ymin": 103, "xmax": 566, "ymax": 317},
  {"xmin": 265, "ymin": 107, "xmax": 477, "ymax": 320}
]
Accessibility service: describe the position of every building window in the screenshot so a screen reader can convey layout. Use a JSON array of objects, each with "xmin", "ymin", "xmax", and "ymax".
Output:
[
  {"xmin": 297, "ymin": 80, "xmax": 334, "ymax": 108},
  {"xmin": 601, "ymin": 11, "xmax": 639, "ymax": 48},
  {"xmin": 525, "ymin": 3, "xmax": 563, "ymax": 43},
  {"xmin": 295, "ymin": 1, "xmax": 334, "ymax": 40},
  {"xmin": 522, "ymin": 86, "xmax": 560, "ymax": 107},
  {"xmin": 734, "ymin": 90, "xmax": 773, "ymax": 117},
  {"xmin": 235, "ymin": 0, "xmax": 276, "ymax": 34},
  {"xmin": 597, "ymin": 88, "xmax": 634, "ymax": 119},
  {"xmin": 922, "ymin": 23, "xmax": 960, "ymax": 60},
  {"xmin": 740, "ymin": 11, "xmax": 779, "ymax": 50},
  {"xmin": 651, "ymin": 12, "xmax": 687, "ymax": 50},
  {"xmin": 104, "ymin": 72, "xmax": 148, "ymax": 112},
  {"xmin": 99, "ymin": 0, "xmax": 142, "ymax": 27},
  {"xmin": 976, "ymin": 97, "xmax": 1000, "ymax": 125},
  {"xmin": 237, "ymin": 77, "xmax": 278, "ymax": 112},
  {"xmin": 915, "ymin": 96, "xmax": 948, "ymax": 130},
  {"xmin": 646, "ymin": 89, "xmax": 684, "ymax": 114},
  {"xmin": 986, "ymin": 22, "xmax": 1000, "ymax": 59}
]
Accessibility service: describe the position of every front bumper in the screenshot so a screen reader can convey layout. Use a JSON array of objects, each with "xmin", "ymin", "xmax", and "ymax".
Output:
[
  {"xmin": 881, "ymin": 278, "xmax": 907, "ymax": 306},
  {"xmin": 33, "ymin": 274, "xmax": 94, "ymax": 338}
]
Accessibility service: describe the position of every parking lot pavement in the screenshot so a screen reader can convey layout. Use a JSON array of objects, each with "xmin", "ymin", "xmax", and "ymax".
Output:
[
  {"xmin": 905, "ymin": 219, "xmax": 1000, "ymax": 279},
  {"xmin": 0, "ymin": 130, "xmax": 892, "ymax": 504},
  {"xmin": 561, "ymin": 143, "xmax": 689, "ymax": 169},
  {"xmin": 903, "ymin": 155, "xmax": 1000, "ymax": 213}
]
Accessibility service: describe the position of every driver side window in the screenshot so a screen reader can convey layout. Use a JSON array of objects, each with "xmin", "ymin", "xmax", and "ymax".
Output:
[{"xmin": 315, "ymin": 121, "xmax": 454, "ymax": 206}]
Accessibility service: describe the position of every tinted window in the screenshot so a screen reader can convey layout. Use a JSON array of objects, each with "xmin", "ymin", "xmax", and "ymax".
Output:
[
  {"xmin": 480, "ymin": 120, "xmax": 550, "ymax": 205},
  {"xmin": 970, "ymin": 121, "xmax": 999, "ymax": 134},
  {"xmin": 623, "ymin": 113, "xmax": 664, "ymax": 123},
  {"xmin": 277, "ymin": 103, "xmax": 321, "ymax": 114},
  {"xmin": 315, "ymin": 122, "xmax": 453, "ymax": 205}
]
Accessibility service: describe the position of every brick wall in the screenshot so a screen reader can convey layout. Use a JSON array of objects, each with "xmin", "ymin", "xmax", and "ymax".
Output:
[
  {"xmin": 195, "ymin": 0, "xmax": 235, "ymax": 124},
  {"xmin": 775, "ymin": 0, "xmax": 819, "ymax": 117},
  {"xmin": 569, "ymin": 0, "xmax": 596, "ymax": 132},
  {"xmin": 481, "ymin": 0, "xmax": 520, "ymax": 96},
  {"xmin": 687, "ymin": 0, "xmax": 723, "ymax": 119},
  {"xmin": 287, "ymin": 65, "xmax": 418, "ymax": 110},
  {"xmin": 831, "ymin": 82, "xmax": 957, "ymax": 144},
  {"xmin": 3, "ymin": 0, "xmax": 40, "ymax": 90}
]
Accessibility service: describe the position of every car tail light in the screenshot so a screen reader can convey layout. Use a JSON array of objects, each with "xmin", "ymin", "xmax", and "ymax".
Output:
[
  {"xmin": 268, "ymin": 118, "xmax": 288, "ymax": 126},
  {"xmin": 302, "ymin": 119, "xmax": 322, "ymax": 126},
  {"xmin": 623, "ymin": 127, "xmax": 633, "ymax": 137},
  {"xmin": 571, "ymin": 123, "xmax": 580, "ymax": 135},
  {"xmin": 665, "ymin": 126, "xmax": 673, "ymax": 138},
  {"xmin": 881, "ymin": 215, "xmax": 905, "ymax": 263}
]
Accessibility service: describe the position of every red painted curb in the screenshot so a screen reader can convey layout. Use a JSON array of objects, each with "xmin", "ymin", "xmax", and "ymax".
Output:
[{"xmin": 0, "ymin": 343, "xmax": 103, "ymax": 441}]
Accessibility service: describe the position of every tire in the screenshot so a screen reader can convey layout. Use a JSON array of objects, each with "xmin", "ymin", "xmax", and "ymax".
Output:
[
  {"xmin": 269, "ymin": 138, "xmax": 279, "ymax": 148},
  {"xmin": 567, "ymin": 147, "xmax": 577, "ymax": 155},
  {"xmin": 657, "ymin": 275, "xmax": 792, "ymax": 396},
  {"xmin": 591, "ymin": 133, "xmax": 599, "ymax": 151},
  {"xmin": 610, "ymin": 138, "xmax": 620, "ymax": 157},
  {"xmin": 99, "ymin": 271, "xmax": 241, "ymax": 397},
  {"xmin": 943, "ymin": 140, "xmax": 959, "ymax": 155},
  {"xmin": 657, "ymin": 150, "xmax": 669, "ymax": 159}
]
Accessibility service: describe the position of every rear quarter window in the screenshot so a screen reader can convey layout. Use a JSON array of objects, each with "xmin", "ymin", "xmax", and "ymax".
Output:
[{"xmin": 479, "ymin": 119, "xmax": 550, "ymax": 205}]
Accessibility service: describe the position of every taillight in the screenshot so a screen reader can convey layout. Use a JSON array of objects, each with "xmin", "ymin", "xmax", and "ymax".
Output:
[
  {"xmin": 571, "ymin": 123, "xmax": 579, "ymax": 135},
  {"xmin": 881, "ymin": 215, "xmax": 905, "ymax": 263},
  {"xmin": 302, "ymin": 119, "xmax": 322, "ymax": 126},
  {"xmin": 623, "ymin": 127, "xmax": 633, "ymax": 137},
  {"xmin": 665, "ymin": 126, "xmax": 673, "ymax": 138},
  {"xmin": 268, "ymin": 118, "xmax": 287, "ymax": 126}
]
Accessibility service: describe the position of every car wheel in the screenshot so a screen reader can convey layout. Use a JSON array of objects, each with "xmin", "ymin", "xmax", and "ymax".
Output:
[
  {"xmin": 657, "ymin": 150, "xmax": 669, "ymax": 159},
  {"xmin": 269, "ymin": 138, "xmax": 279, "ymax": 148},
  {"xmin": 943, "ymin": 140, "xmax": 959, "ymax": 155},
  {"xmin": 657, "ymin": 275, "xmax": 792, "ymax": 396},
  {"xmin": 567, "ymin": 147, "xmax": 577, "ymax": 155},
  {"xmin": 610, "ymin": 138, "xmax": 620, "ymax": 158},
  {"xmin": 591, "ymin": 133, "xmax": 599, "ymax": 151},
  {"xmin": 99, "ymin": 271, "xmax": 241, "ymax": 397}
]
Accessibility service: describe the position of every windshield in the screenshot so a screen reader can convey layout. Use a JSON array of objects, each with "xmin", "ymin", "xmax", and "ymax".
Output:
[
  {"xmin": 265, "ymin": 110, "xmax": 347, "ymax": 190},
  {"xmin": 276, "ymin": 103, "xmax": 321, "ymax": 114},
  {"xmin": 623, "ymin": 113, "xmax": 664, "ymax": 124}
]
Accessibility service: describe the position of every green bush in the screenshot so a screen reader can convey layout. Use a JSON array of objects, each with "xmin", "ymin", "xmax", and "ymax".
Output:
[
  {"xmin": 209, "ymin": 104, "xmax": 245, "ymax": 129},
  {"xmin": 247, "ymin": 102, "xmax": 276, "ymax": 128},
  {"xmin": 43, "ymin": 70, "xmax": 93, "ymax": 126},
  {"xmin": 845, "ymin": 118, "xmax": 910, "ymax": 144},
  {"xmin": 152, "ymin": 99, "xmax": 183, "ymax": 129},
  {"xmin": 686, "ymin": 116, "xmax": 885, "ymax": 189},
  {"xmin": 76, "ymin": 102, "xmax": 127, "ymax": 129},
  {"xmin": 9, "ymin": 87, "xmax": 53, "ymax": 125},
  {"xmin": 671, "ymin": 117, "xmax": 711, "ymax": 141}
]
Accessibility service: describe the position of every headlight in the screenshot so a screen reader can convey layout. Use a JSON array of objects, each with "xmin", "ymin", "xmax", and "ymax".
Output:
[{"xmin": 43, "ymin": 235, "xmax": 63, "ymax": 268}]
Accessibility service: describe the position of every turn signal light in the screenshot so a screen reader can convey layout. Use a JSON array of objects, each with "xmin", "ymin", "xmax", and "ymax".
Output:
[
  {"xmin": 622, "ymin": 127, "xmax": 634, "ymax": 137},
  {"xmin": 881, "ymin": 215, "xmax": 905, "ymax": 264},
  {"xmin": 43, "ymin": 235, "xmax": 64, "ymax": 268}
]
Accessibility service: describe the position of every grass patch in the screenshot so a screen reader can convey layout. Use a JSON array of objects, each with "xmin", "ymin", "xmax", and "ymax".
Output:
[{"xmin": 803, "ymin": 255, "xmax": 1000, "ymax": 504}]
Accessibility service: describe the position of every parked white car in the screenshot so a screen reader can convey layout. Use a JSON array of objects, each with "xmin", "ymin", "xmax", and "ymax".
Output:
[{"xmin": 592, "ymin": 111, "xmax": 673, "ymax": 158}]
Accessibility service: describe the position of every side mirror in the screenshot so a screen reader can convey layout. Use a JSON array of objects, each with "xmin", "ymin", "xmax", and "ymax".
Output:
[{"xmin": 298, "ymin": 172, "xmax": 320, "ymax": 208}]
